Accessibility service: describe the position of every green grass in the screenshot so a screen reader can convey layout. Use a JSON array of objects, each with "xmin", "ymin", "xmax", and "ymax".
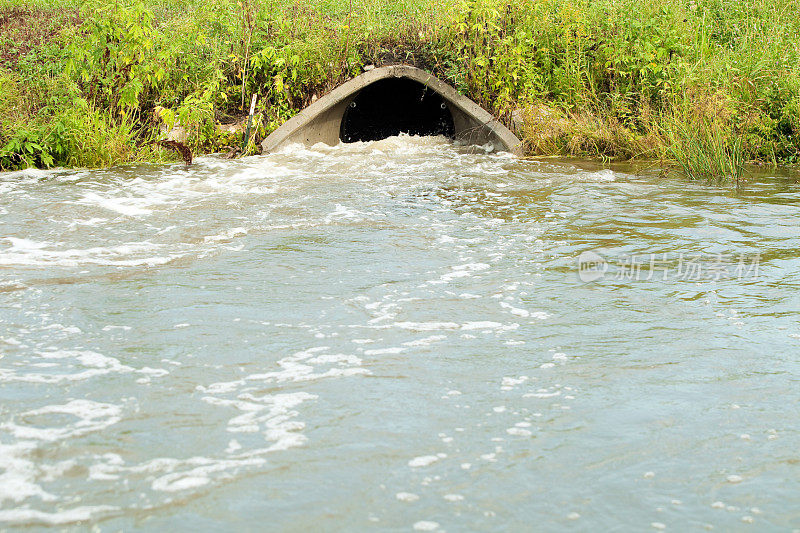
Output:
[{"xmin": 0, "ymin": 0, "xmax": 798, "ymax": 182}]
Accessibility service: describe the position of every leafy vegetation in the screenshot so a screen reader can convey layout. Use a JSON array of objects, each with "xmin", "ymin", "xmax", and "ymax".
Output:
[{"xmin": 0, "ymin": 0, "xmax": 798, "ymax": 182}]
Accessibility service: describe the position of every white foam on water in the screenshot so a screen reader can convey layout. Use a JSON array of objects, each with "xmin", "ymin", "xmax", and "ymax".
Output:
[
  {"xmin": 524, "ymin": 389, "xmax": 561, "ymax": 399},
  {"xmin": 0, "ymin": 350, "xmax": 134, "ymax": 383},
  {"xmin": 86, "ymin": 342, "xmax": 366, "ymax": 500},
  {"xmin": 150, "ymin": 165, "xmax": 282, "ymax": 196},
  {"xmin": 0, "ymin": 399, "xmax": 128, "ymax": 516},
  {"xmin": 89, "ymin": 454, "xmax": 267, "ymax": 495},
  {"xmin": 363, "ymin": 347, "xmax": 405, "ymax": 355},
  {"xmin": 180, "ymin": 343, "xmax": 371, "ymax": 492},
  {"xmin": 197, "ymin": 380, "xmax": 246, "ymax": 394},
  {"xmin": 396, "ymin": 492, "xmax": 420, "ymax": 502},
  {"xmin": 454, "ymin": 262, "xmax": 491, "ymax": 272},
  {"xmin": 403, "ymin": 335, "xmax": 447, "ymax": 347},
  {"xmin": 243, "ymin": 346, "xmax": 369, "ymax": 383},
  {"xmin": 408, "ymin": 455, "xmax": 443, "ymax": 468},
  {"xmin": 499, "ymin": 302, "xmax": 530, "ymax": 317},
  {"xmin": 152, "ymin": 474, "xmax": 210, "ymax": 492},
  {"xmin": 413, "ymin": 520, "xmax": 440, "ymax": 531},
  {"xmin": 0, "ymin": 442, "xmax": 57, "ymax": 505},
  {"xmin": 366, "ymin": 301, "xmax": 400, "ymax": 324},
  {"xmin": 459, "ymin": 292, "xmax": 481, "ymax": 299},
  {"xmin": 0, "ymin": 505, "xmax": 118, "ymax": 526},
  {"xmin": 437, "ymin": 270, "xmax": 471, "ymax": 283},
  {"xmin": 582, "ymin": 169, "xmax": 616, "ymax": 182},
  {"xmin": 461, "ymin": 321, "xmax": 519, "ymax": 332},
  {"xmin": 306, "ymin": 353, "xmax": 362, "ymax": 365},
  {"xmin": 323, "ymin": 204, "xmax": 383, "ymax": 225},
  {"xmin": 0, "ymin": 237, "xmax": 179, "ymax": 267},
  {"xmin": 203, "ymin": 227, "xmax": 248, "ymax": 243},
  {"xmin": 0, "ymin": 167, "xmax": 55, "ymax": 182},
  {"xmin": 77, "ymin": 191, "xmax": 156, "ymax": 216},
  {"xmin": 501, "ymin": 376, "xmax": 528, "ymax": 388},
  {"xmin": 302, "ymin": 134, "xmax": 455, "ymax": 157},
  {"xmin": 4, "ymin": 237, "xmax": 47, "ymax": 250},
  {"xmin": 394, "ymin": 322, "xmax": 461, "ymax": 331},
  {"xmin": 499, "ymin": 301, "xmax": 551, "ymax": 320},
  {"xmin": 9, "ymin": 129, "xmax": 792, "ymax": 529},
  {"xmin": 201, "ymin": 392, "xmax": 316, "ymax": 449},
  {"xmin": 0, "ymin": 137, "xmax": 533, "ymax": 527},
  {"xmin": 432, "ymin": 262, "xmax": 491, "ymax": 284},
  {"xmin": 71, "ymin": 161, "xmax": 284, "ymax": 217},
  {"xmin": 66, "ymin": 217, "xmax": 109, "ymax": 229},
  {"xmin": 1, "ymin": 400, "xmax": 122, "ymax": 442},
  {"xmin": 42, "ymin": 323, "xmax": 82, "ymax": 334}
]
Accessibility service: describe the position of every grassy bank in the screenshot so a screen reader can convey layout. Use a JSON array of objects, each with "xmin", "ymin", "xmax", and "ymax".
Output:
[{"xmin": 1, "ymin": 0, "xmax": 799, "ymax": 181}]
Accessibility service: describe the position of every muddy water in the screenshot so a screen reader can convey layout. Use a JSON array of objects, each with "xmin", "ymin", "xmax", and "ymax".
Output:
[{"xmin": 1, "ymin": 137, "xmax": 799, "ymax": 530}]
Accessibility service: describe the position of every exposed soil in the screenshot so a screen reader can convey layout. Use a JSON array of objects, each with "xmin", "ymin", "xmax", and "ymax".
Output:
[
  {"xmin": 0, "ymin": 6, "xmax": 80, "ymax": 69},
  {"xmin": 362, "ymin": 35, "xmax": 443, "ymax": 74}
]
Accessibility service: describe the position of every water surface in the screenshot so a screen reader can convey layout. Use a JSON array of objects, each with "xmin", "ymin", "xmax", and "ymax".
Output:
[{"xmin": 1, "ymin": 137, "xmax": 799, "ymax": 531}]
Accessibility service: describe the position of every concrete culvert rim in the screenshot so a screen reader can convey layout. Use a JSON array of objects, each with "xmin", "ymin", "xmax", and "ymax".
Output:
[{"xmin": 261, "ymin": 65, "xmax": 523, "ymax": 156}]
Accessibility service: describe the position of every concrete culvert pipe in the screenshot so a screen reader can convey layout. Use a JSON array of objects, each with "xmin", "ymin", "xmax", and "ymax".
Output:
[
  {"xmin": 340, "ymin": 78, "xmax": 455, "ymax": 142},
  {"xmin": 261, "ymin": 65, "xmax": 522, "ymax": 155}
]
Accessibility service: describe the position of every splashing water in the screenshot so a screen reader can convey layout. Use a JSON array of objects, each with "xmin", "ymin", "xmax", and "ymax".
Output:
[{"xmin": 1, "ymin": 136, "xmax": 799, "ymax": 530}]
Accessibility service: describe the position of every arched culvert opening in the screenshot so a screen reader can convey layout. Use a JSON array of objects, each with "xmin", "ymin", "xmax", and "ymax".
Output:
[
  {"xmin": 262, "ymin": 65, "xmax": 522, "ymax": 155},
  {"xmin": 340, "ymin": 78, "xmax": 455, "ymax": 143}
]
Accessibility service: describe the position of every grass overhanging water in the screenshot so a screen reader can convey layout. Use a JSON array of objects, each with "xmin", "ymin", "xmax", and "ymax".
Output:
[{"xmin": 0, "ymin": 0, "xmax": 798, "ymax": 182}]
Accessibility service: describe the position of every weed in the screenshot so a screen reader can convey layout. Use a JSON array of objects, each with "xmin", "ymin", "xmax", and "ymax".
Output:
[{"xmin": 0, "ymin": 0, "xmax": 797, "ymax": 182}]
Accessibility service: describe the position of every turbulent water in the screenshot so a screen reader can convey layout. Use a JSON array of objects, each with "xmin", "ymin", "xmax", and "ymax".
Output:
[{"xmin": 1, "ymin": 136, "xmax": 799, "ymax": 531}]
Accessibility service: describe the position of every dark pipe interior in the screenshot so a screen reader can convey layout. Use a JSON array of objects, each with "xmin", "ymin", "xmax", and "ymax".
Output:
[{"xmin": 340, "ymin": 78, "xmax": 455, "ymax": 143}]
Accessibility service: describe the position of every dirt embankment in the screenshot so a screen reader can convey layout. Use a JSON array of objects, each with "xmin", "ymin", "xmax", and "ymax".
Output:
[{"xmin": 0, "ymin": 7, "xmax": 80, "ymax": 69}]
